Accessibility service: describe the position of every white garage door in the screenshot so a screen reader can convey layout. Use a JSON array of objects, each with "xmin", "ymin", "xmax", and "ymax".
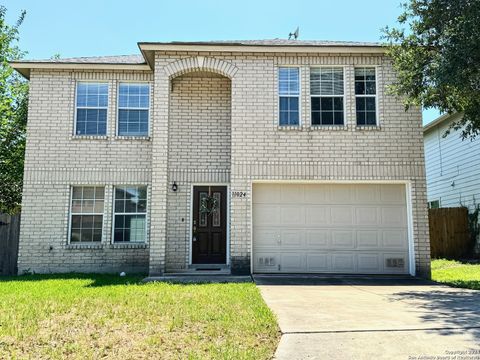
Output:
[{"xmin": 253, "ymin": 183, "xmax": 410, "ymax": 274}]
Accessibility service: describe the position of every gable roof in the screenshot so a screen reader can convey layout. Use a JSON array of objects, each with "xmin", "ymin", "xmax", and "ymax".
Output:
[
  {"xmin": 423, "ymin": 112, "xmax": 459, "ymax": 133},
  {"xmin": 11, "ymin": 38, "xmax": 386, "ymax": 79}
]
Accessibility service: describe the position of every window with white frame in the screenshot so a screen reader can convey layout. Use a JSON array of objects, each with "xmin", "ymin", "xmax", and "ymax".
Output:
[
  {"xmin": 428, "ymin": 200, "xmax": 440, "ymax": 209},
  {"xmin": 113, "ymin": 186, "xmax": 147, "ymax": 243},
  {"xmin": 355, "ymin": 67, "xmax": 377, "ymax": 125},
  {"xmin": 75, "ymin": 82, "xmax": 108, "ymax": 135},
  {"xmin": 310, "ymin": 67, "xmax": 344, "ymax": 126},
  {"xmin": 117, "ymin": 83, "xmax": 150, "ymax": 136},
  {"xmin": 278, "ymin": 67, "xmax": 300, "ymax": 126},
  {"xmin": 70, "ymin": 186, "xmax": 104, "ymax": 243}
]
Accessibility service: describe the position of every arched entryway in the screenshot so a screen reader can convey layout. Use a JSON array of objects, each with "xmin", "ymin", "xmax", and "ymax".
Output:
[{"xmin": 165, "ymin": 59, "xmax": 234, "ymax": 272}]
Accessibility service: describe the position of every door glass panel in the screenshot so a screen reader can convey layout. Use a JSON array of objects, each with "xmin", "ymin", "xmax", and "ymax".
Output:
[
  {"xmin": 212, "ymin": 192, "xmax": 221, "ymax": 227},
  {"xmin": 199, "ymin": 192, "xmax": 208, "ymax": 227}
]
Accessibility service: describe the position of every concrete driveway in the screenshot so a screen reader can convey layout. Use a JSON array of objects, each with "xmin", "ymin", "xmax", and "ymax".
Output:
[{"xmin": 254, "ymin": 275, "xmax": 480, "ymax": 360}]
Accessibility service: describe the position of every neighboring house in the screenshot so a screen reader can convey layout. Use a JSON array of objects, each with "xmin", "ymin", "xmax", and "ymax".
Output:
[
  {"xmin": 11, "ymin": 39, "xmax": 430, "ymax": 277},
  {"xmin": 424, "ymin": 112, "xmax": 480, "ymax": 210}
]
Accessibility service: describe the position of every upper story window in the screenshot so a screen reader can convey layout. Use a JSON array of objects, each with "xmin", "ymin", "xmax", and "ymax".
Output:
[
  {"xmin": 118, "ymin": 83, "xmax": 150, "ymax": 136},
  {"xmin": 278, "ymin": 67, "xmax": 300, "ymax": 126},
  {"xmin": 355, "ymin": 68, "xmax": 377, "ymax": 126},
  {"xmin": 70, "ymin": 186, "xmax": 104, "ymax": 243},
  {"xmin": 75, "ymin": 82, "xmax": 108, "ymax": 136},
  {"xmin": 310, "ymin": 68, "xmax": 344, "ymax": 126}
]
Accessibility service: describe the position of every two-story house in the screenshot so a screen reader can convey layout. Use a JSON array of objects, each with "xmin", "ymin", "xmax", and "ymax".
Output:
[{"xmin": 11, "ymin": 39, "xmax": 430, "ymax": 277}]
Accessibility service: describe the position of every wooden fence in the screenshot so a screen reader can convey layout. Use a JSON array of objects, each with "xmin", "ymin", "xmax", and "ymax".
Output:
[
  {"xmin": 429, "ymin": 207, "xmax": 471, "ymax": 259},
  {"xmin": 0, "ymin": 213, "xmax": 21, "ymax": 276}
]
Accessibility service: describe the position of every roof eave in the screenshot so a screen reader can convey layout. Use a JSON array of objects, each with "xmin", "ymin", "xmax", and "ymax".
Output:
[
  {"xmin": 423, "ymin": 112, "xmax": 458, "ymax": 133},
  {"xmin": 137, "ymin": 42, "xmax": 386, "ymax": 54},
  {"xmin": 9, "ymin": 61, "xmax": 151, "ymax": 79}
]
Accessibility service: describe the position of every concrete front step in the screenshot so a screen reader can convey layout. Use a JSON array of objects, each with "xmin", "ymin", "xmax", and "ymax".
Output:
[{"xmin": 143, "ymin": 275, "xmax": 252, "ymax": 284}]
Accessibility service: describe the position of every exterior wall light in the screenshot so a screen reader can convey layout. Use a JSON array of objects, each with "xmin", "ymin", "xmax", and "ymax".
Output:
[{"xmin": 172, "ymin": 182, "xmax": 178, "ymax": 192}]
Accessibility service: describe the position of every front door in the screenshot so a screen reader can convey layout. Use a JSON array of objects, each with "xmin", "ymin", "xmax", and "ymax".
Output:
[{"xmin": 192, "ymin": 186, "xmax": 227, "ymax": 264}]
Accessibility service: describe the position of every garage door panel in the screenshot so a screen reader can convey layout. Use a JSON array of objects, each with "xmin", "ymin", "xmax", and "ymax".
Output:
[
  {"xmin": 304, "ymin": 185, "xmax": 329, "ymax": 203},
  {"xmin": 253, "ymin": 204, "xmax": 280, "ymax": 225},
  {"xmin": 253, "ymin": 229, "xmax": 278, "ymax": 248},
  {"xmin": 383, "ymin": 253, "xmax": 408, "ymax": 273},
  {"xmin": 331, "ymin": 206, "xmax": 354, "ymax": 225},
  {"xmin": 281, "ymin": 185, "xmax": 305, "ymax": 203},
  {"xmin": 332, "ymin": 254, "xmax": 355, "ymax": 272},
  {"xmin": 254, "ymin": 252, "xmax": 279, "ymax": 272},
  {"xmin": 382, "ymin": 230, "xmax": 408, "ymax": 249},
  {"xmin": 253, "ymin": 184, "xmax": 282, "ymax": 203},
  {"xmin": 356, "ymin": 230, "xmax": 381, "ymax": 248},
  {"xmin": 355, "ymin": 184, "xmax": 380, "ymax": 204},
  {"xmin": 281, "ymin": 253, "xmax": 304, "ymax": 272},
  {"xmin": 281, "ymin": 230, "xmax": 304, "ymax": 247},
  {"xmin": 306, "ymin": 253, "xmax": 329, "ymax": 271},
  {"xmin": 306, "ymin": 230, "xmax": 330, "ymax": 248},
  {"xmin": 281, "ymin": 206, "xmax": 305, "ymax": 226},
  {"xmin": 357, "ymin": 253, "xmax": 381, "ymax": 272},
  {"xmin": 305, "ymin": 206, "xmax": 330, "ymax": 226},
  {"xmin": 355, "ymin": 207, "xmax": 380, "ymax": 226},
  {"xmin": 381, "ymin": 207, "xmax": 407, "ymax": 226},
  {"xmin": 253, "ymin": 183, "xmax": 409, "ymax": 274},
  {"xmin": 380, "ymin": 185, "xmax": 406, "ymax": 203},
  {"xmin": 330, "ymin": 185, "xmax": 354, "ymax": 204},
  {"xmin": 331, "ymin": 230, "xmax": 355, "ymax": 249}
]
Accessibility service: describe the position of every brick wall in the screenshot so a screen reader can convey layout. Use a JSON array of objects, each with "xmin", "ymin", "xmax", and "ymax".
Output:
[
  {"xmin": 165, "ymin": 74, "xmax": 231, "ymax": 271},
  {"xmin": 18, "ymin": 70, "xmax": 153, "ymax": 274},
  {"xmin": 18, "ymin": 50, "xmax": 430, "ymax": 277}
]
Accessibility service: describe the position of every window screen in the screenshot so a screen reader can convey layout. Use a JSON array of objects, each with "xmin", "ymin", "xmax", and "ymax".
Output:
[
  {"xmin": 278, "ymin": 67, "xmax": 300, "ymax": 126},
  {"xmin": 75, "ymin": 83, "xmax": 108, "ymax": 135},
  {"xmin": 355, "ymin": 68, "xmax": 377, "ymax": 125},
  {"xmin": 310, "ymin": 68, "xmax": 344, "ymax": 126},
  {"xmin": 118, "ymin": 83, "xmax": 150, "ymax": 136}
]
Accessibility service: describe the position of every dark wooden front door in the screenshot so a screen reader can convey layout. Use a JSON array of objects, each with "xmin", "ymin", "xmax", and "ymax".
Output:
[{"xmin": 192, "ymin": 186, "xmax": 227, "ymax": 264}]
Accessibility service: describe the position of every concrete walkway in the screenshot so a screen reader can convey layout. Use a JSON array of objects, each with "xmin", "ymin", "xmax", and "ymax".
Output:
[{"xmin": 254, "ymin": 275, "xmax": 480, "ymax": 359}]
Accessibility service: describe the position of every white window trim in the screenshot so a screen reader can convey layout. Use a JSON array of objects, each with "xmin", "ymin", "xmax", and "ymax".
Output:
[
  {"xmin": 278, "ymin": 66, "xmax": 301, "ymax": 127},
  {"xmin": 73, "ymin": 81, "xmax": 109, "ymax": 137},
  {"xmin": 68, "ymin": 185, "xmax": 105, "ymax": 244},
  {"xmin": 309, "ymin": 66, "xmax": 346, "ymax": 127},
  {"xmin": 116, "ymin": 82, "xmax": 151, "ymax": 137},
  {"xmin": 112, "ymin": 185, "xmax": 148, "ymax": 244},
  {"xmin": 354, "ymin": 66, "xmax": 379, "ymax": 127}
]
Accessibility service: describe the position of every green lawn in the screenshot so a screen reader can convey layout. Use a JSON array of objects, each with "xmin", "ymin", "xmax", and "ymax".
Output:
[
  {"xmin": 431, "ymin": 259, "xmax": 480, "ymax": 290},
  {"xmin": 0, "ymin": 274, "xmax": 279, "ymax": 360}
]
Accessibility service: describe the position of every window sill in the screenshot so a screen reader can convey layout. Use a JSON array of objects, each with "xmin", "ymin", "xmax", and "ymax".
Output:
[
  {"xmin": 277, "ymin": 125, "xmax": 303, "ymax": 131},
  {"xmin": 114, "ymin": 135, "xmax": 151, "ymax": 141},
  {"xmin": 355, "ymin": 125, "xmax": 381, "ymax": 131},
  {"xmin": 70, "ymin": 135, "xmax": 108, "ymax": 140},
  {"xmin": 109, "ymin": 243, "xmax": 148, "ymax": 249},
  {"xmin": 65, "ymin": 243, "xmax": 103, "ymax": 250},
  {"xmin": 310, "ymin": 125, "xmax": 348, "ymax": 131}
]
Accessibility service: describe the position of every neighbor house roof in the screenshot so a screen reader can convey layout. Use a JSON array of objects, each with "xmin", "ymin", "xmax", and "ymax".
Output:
[
  {"xmin": 11, "ymin": 39, "xmax": 386, "ymax": 79},
  {"xmin": 423, "ymin": 112, "xmax": 459, "ymax": 133}
]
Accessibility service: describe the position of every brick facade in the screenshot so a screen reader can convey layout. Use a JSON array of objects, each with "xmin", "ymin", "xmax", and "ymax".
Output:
[{"xmin": 17, "ymin": 48, "xmax": 430, "ymax": 277}]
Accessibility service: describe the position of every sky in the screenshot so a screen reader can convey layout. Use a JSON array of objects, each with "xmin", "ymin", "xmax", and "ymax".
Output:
[{"xmin": 3, "ymin": 0, "xmax": 440, "ymax": 124}]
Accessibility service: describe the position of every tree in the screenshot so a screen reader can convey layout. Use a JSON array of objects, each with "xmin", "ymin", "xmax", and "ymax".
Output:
[
  {"xmin": 0, "ymin": 6, "xmax": 27, "ymax": 214},
  {"xmin": 383, "ymin": 0, "xmax": 480, "ymax": 138}
]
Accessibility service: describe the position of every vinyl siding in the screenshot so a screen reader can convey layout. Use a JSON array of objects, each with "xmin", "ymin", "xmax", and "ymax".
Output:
[{"xmin": 424, "ymin": 113, "xmax": 480, "ymax": 210}]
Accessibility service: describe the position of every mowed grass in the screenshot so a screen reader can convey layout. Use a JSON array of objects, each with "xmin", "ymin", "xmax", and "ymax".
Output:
[
  {"xmin": 431, "ymin": 259, "xmax": 480, "ymax": 290},
  {"xmin": 0, "ymin": 274, "xmax": 279, "ymax": 360}
]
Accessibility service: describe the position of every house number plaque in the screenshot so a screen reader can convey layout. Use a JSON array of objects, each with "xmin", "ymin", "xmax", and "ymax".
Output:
[{"xmin": 232, "ymin": 191, "xmax": 247, "ymax": 198}]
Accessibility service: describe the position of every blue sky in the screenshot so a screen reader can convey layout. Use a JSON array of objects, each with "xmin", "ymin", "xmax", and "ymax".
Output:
[{"xmin": 3, "ymin": 0, "xmax": 440, "ymax": 123}]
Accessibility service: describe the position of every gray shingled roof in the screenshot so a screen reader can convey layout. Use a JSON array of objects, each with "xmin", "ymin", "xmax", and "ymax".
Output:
[
  {"xmin": 160, "ymin": 39, "xmax": 383, "ymax": 47},
  {"xmin": 20, "ymin": 54, "xmax": 146, "ymax": 64},
  {"xmin": 20, "ymin": 39, "xmax": 382, "ymax": 64}
]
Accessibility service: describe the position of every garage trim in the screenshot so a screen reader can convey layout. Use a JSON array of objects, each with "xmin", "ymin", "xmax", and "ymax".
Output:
[{"xmin": 249, "ymin": 180, "xmax": 415, "ymax": 276}]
